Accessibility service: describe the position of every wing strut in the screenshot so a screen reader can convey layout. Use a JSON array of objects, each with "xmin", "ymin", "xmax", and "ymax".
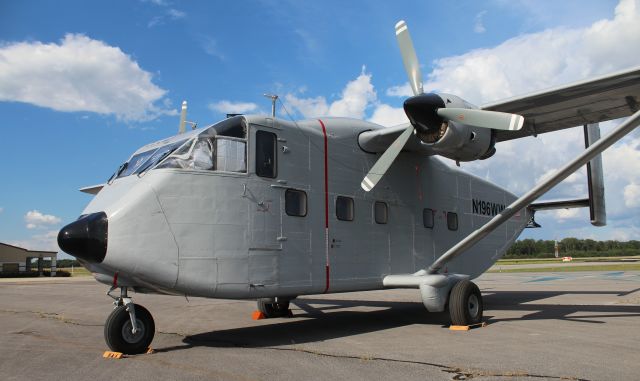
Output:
[{"xmin": 425, "ymin": 110, "xmax": 640, "ymax": 275}]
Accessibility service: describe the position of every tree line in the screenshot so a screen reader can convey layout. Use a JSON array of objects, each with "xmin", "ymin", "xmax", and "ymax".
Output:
[{"xmin": 506, "ymin": 238, "xmax": 640, "ymax": 258}]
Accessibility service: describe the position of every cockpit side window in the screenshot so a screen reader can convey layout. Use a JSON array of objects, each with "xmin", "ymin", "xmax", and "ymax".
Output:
[
  {"xmin": 156, "ymin": 136, "xmax": 247, "ymax": 173},
  {"xmin": 255, "ymin": 130, "xmax": 277, "ymax": 178}
]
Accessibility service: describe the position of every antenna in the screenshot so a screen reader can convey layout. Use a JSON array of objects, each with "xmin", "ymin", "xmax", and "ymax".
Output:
[
  {"xmin": 263, "ymin": 94, "xmax": 278, "ymax": 118},
  {"xmin": 178, "ymin": 100, "xmax": 197, "ymax": 133},
  {"xmin": 178, "ymin": 101, "xmax": 187, "ymax": 134}
]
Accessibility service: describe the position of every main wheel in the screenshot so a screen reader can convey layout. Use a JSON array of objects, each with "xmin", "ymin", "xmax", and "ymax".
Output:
[
  {"xmin": 257, "ymin": 299, "xmax": 290, "ymax": 318},
  {"xmin": 104, "ymin": 304, "xmax": 155, "ymax": 354},
  {"xmin": 448, "ymin": 280, "xmax": 483, "ymax": 326}
]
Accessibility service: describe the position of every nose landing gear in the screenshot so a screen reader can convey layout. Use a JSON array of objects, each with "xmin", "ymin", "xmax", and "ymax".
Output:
[{"xmin": 104, "ymin": 287, "xmax": 155, "ymax": 354}]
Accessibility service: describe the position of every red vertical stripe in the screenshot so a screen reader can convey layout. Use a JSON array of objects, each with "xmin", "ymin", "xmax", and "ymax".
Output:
[
  {"xmin": 318, "ymin": 119, "xmax": 330, "ymax": 293},
  {"xmin": 319, "ymin": 119, "xmax": 329, "ymax": 229}
]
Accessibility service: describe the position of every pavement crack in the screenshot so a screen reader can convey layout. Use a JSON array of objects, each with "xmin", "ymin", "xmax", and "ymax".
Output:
[
  {"xmin": 0, "ymin": 309, "xmax": 102, "ymax": 327},
  {"xmin": 262, "ymin": 346, "xmax": 590, "ymax": 381},
  {"xmin": 175, "ymin": 335, "xmax": 590, "ymax": 381},
  {"xmin": 443, "ymin": 368, "xmax": 590, "ymax": 380}
]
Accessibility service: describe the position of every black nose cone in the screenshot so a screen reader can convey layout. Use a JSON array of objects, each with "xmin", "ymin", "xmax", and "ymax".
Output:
[{"xmin": 58, "ymin": 212, "xmax": 108, "ymax": 263}]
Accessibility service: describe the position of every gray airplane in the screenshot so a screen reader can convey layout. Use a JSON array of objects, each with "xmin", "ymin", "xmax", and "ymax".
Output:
[{"xmin": 57, "ymin": 21, "xmax": 640, "ymax": 354}]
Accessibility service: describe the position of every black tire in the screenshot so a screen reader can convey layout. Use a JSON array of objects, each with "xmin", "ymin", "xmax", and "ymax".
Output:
[
  {"xmin": 104, "ymin": 304, "xmax": 155, "ymax": 354},
  {"xmin": 448, "ymin": 280, "xmax": 483, "ymax": 326},
  {"xmin": 257, "ymin": 299, "xmax": 290, "ymax": 318}
]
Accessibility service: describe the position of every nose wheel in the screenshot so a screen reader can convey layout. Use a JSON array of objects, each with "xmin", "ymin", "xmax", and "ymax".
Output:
[
  {"xmin": 104, "ymin": 287, "xmax": 155, "ymax": 354},
  {"xmin": 448, "ymin": 280, "xmax": 483, "ymax": 326}
]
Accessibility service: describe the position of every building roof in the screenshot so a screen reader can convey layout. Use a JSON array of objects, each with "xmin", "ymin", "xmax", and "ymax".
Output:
[{"xmin": 0, "ymin": 242, "xmax": 57, "ymax": 255}]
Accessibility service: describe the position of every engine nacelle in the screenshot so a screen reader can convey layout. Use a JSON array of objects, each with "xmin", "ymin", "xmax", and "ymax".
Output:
[
  {"xmin": 418, "ymin": 122, "xmax": 495, "ymax": 162},
  {"xmin": 404, "ymin": 93, "xmax": 496, "ymax": 161}
]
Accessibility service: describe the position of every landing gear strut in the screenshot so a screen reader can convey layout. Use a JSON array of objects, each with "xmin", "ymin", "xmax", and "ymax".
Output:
[
  {"xmin": 448, "ymin": 280, "xmax": 483, "ymax": 326},
  {"xmin": 257, "ymin": 298, "xmax": 291, "ymax": 318},
  {"xmin": 104, "ymin": 287, "xmax": 155, "ymax": 354}
]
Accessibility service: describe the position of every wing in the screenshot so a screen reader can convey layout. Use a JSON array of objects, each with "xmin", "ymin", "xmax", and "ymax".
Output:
[{"xmin": 482, "ymin": 66, "xmax": 640, "ymax": 142}]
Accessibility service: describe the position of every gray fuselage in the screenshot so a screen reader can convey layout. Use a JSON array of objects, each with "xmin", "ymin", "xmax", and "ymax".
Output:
[{"xmin": 80, "ymin": 115, "xmax": 527, "ymax": 298}]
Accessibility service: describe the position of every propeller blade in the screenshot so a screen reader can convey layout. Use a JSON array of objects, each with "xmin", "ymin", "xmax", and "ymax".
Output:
[
  {"xmin": 395, "ymin": 20, "xmax": 423, "ymax": 96},
  {"xmin": 361, "ymin": 125, "xmax": 414, "ymax": 192},
  {"xmin": 436, "ymin": 108, "xmax": 524, "ymax": 131}
]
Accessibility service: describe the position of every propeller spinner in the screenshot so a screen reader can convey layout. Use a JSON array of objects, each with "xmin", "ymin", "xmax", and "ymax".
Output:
[{"xmin": 361, "ymin": 21, "xmax": 524, "ymax": 192}]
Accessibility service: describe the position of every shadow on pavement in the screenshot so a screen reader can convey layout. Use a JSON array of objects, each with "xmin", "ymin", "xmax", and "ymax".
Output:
[
  {"xmin": 484, "ymin": 290, "xmax": 640, "ymax": 324},
  {"xmin": 154, "ymin": 288, "xmax": 639, "ymax": 353}
]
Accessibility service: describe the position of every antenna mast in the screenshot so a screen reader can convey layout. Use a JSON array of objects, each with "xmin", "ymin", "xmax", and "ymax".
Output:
[
  {"xmin": 263, "ymin": 94, "xmax": 278, "ymax": 118},
  {"xmin": 178, "ymin": 101, "xmax": 187, "ymax": 134}
]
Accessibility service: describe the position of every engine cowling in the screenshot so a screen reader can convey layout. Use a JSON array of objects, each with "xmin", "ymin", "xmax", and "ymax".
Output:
[
  {"xmin": 404, "ymin": 93, "xmax": 496, "ymax": 161},
  {"xmin": 419, "ymin": 122, "xmax": 496, "ymax": 162}
]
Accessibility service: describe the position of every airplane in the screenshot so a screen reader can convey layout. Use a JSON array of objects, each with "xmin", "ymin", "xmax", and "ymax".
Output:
[{"xmin": 57, "ymin": 20, "xmax": 640, "ymax": 355}]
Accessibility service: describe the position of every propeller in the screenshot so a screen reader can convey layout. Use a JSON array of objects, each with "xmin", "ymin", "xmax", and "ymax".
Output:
[
  {"xmin": 360, "ymin": 20, "xmax": 525, "ymax": 192},
  {"xmin": 361, "ymin": 125, "xmax": 413, "ymax": 191},
  {"xmin": 395, "ymin": 20, "xmax": 423, "ymax": 96},
  {"xmin": 436, "ymin": 108, "xmax": 524, "ymax": 131}
]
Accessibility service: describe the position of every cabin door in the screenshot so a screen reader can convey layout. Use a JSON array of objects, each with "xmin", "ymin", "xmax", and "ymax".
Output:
[{"xmin": 248, "ymin": 126, "xmax": 282, "ymax": 287}]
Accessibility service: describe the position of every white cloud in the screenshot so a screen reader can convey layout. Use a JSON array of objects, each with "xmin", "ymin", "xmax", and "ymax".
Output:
[
  {"xmin": 0, "ymin": 34, "xmax": 175, "ymax": 121},
  {"xmin": 0, "ymin": 207, "xmax": 3, "ymax": 214},
  {"xmin": 368, "ymin": 104, "xmax": 409, "ymax": 127},
  {"xmin": 285, "ymin": 67, "xmax": 376, "ymax": 120},
  {"xmin": 167, "ymin": 9, "xmax": 186, "ymax": 19},
  {"xmin": 474, "ymin": 11, "xmax": 487, "ymax": 34},
  {"xmin": 423, "ymin": 0, "xmax": 640, "ymax": 104},
  {"xmin": 148, "ymin": 9, "xmax": 186, "ymax": 27},
  {"xmin": 24, "ymin": 210, "xmax": 61, "ymax": 229},
  {"xmin": 208, "ymin": 100, "xmax": 259, "ymax": 115},
  {"xmin": 9, "ymin": 230, "xmax": 60, "ymax": 252},
  {"xmin": 623, "ymin": 183, "xmax": 640, "ymax": 207},
  {"xmin": 140, "ymin": 0, "xmax": 186, "ymax": 27},
  {"xmin": 554, "ymin": 208, "xmax": 584, "ymax": 222}
]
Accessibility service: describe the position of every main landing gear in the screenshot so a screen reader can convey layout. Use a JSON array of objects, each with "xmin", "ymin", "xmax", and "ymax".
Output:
[
  {"xmin": 257, "ymin": 298, "xmax": 291, "ymax": 318},
  {"xmin": 104, "ymin": 287, "xmax": 155, "ymax": 354},
  {"xmin": 448, "ymin": 280, "xmax": 483, "ymax": 326}
]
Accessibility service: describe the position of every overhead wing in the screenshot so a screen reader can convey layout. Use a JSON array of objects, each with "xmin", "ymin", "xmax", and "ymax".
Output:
[{"xmin": 482, "ymin": 66, "xmax": 640, "ymax": 142}]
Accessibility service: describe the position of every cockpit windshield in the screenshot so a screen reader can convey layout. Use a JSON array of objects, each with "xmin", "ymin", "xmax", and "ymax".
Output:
[
  {"xmin": 108, "ymin": 116, "xmax": 247, "ymax": 182},
  {"xmin": 113, "ymin": 139, "xmax": 187, "ymax": 180}
]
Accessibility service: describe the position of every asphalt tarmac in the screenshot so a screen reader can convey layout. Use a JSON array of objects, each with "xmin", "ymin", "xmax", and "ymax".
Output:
[{"xmin": 1, "ymin": 271, "xmax": 639, "ymax": 381}]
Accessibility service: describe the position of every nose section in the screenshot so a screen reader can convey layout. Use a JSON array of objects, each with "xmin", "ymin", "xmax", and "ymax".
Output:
[{"xmin": 58, "ymin": 212, "xmax": 108, "ymax": 263}]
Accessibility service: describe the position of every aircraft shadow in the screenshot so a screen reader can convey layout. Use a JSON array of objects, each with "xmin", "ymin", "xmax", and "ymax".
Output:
[
  {"xmin": 169, "ymin": 299, "xmax": 447, "ymax": 351},
  {"xmin": 155, "ymin": 290, "xmax": 639, "ymax": 353},
  {"xmin": 483, "ymin": 290, "xmax": 640, "ymax": 324}
]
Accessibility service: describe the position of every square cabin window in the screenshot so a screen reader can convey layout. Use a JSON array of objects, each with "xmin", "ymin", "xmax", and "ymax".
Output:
[
  {"xmin": 336, "ymin": 196, "xmax": 354, "ymax": 221},
  {"xmin": 255, "ymin": 130, "xmax": 277, "ymax": 178},
  {"xmin": 423, "ymin": 208, "xmax": 434, "ymax": 229},
  {"xmin": 447, "ymin": 212, "xmax": 458, "ymax": 231},
  {"xmin": 374, "ymin": 201, "xmax": 388, "ymax": 224},
  {"xmin": 285, "ymin": 189, "xmax": 307, "ymax": 217}
]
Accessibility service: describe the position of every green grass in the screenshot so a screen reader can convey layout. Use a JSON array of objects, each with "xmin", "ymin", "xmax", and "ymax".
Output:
[
  {"xmin": 489, "ymin": 263, "xmax": 640, "ymax": 273},
  {"xmin": 496, "ymin": 256, "xmax": 640, "ymax": 265}
]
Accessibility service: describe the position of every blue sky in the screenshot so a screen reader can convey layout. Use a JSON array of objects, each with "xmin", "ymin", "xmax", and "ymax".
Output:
[{"xmin": 1, "ymin": 0, "xmax": 639, "ymax": 256}]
